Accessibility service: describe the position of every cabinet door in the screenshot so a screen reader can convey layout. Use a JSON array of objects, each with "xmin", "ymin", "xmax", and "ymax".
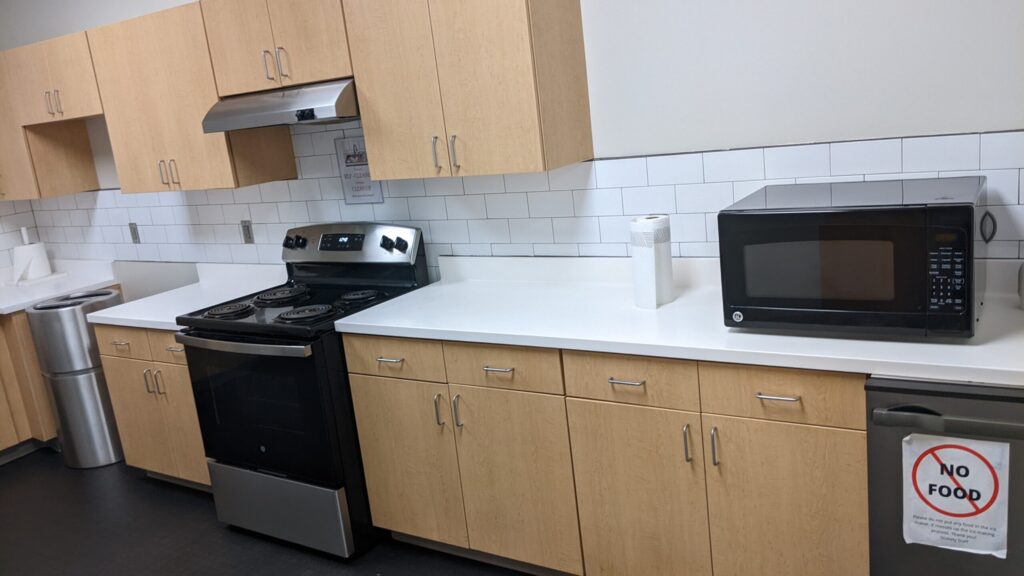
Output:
[
  {"xmin": 266, "ymin": 0, "xmax": 352, "ymax": 87},
  {"xmin": 201, "ymin": 0, "xmax": 280, "ymax": 97},
  {"xmin": 3, "ymin": 41, "xmax": 54, "ymax": 126},
  {"xmin": 0, "ymin": 380, "xmax": 21, "ymax": 451},
  {"xmin": 102, "ymin": 356, "xmax": 176, "ymax": 477},
  {"xmin": 154, "ymin": 363, "xmax": 210, "ymax": 485},
  {"xmin": 44, "ymin": 32, "xmax": 103, "ymax": 119},
  {"xmin": 350, "ymin": 375, "xmax": 468, "ymax": 547},
  {"xmin": 567, "ymin": 399, "xmax": 712, "ymax": 576},
  {"xmin": 428, "ymin": 0, "xmax": 545, "ymax": 176},
  {"xmin": 0, "ymin": 120, "xmax": 39, "ymax": 201},
  {"xmin": 451, "ymin": 384, "xmax": 583, "ymax": 575},
  {"xmin": 343, "ymin": 0, "xmax": 452, "ymax": 180},
  {"xmin": 702, "ymin": 415, "xmax": 869, "ymax": 576}
]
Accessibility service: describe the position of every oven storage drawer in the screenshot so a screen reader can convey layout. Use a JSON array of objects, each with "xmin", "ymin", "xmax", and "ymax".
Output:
[
  {"xmin": 699, "ymin": 362, "xmax": 866, "ymax": 430},
  {"xmin": 563, "ymin": 350, "xmax": 699, "ymax": 411},
  {"xmin": 342, "ymin": 334, "xmax": 446, "ymax": 383},
  {"xmin": 443, "ymin": 341, "xmax": 564, "ymax": 395}
]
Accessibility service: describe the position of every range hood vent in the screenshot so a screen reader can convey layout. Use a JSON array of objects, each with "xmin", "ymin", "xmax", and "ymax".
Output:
[{"xmin": 202, "ymin": 79, "xmax": 358, "ymax": 133}]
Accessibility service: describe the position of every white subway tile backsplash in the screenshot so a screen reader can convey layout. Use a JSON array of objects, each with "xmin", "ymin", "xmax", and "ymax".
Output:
[
  {"xmin": 669, "ymin": 213, "xmax": 707, "ymax": 243},
  {"xmin": 308, "ymin": 200, "xmax": 342, "ymax": 222},
  {"xmin": 291, "ymin": 134, "xmax": 314, "ymax": 157},
  {"xmin": 298, "ymin": 155, "xmax": 339, "ymax": 178},
  {"xmin": 451, "ymin": 244, "xmax": 492, "ymax": 256},
  {"xmin": 319, "ymin": 178, "xmax": 345, "ymax": 200},
  {"xmin": 492, "ymin": 243, "xmax": 534, "ymax": 256},
  {"xmin": 527, "ymin": 191, "xmax": 574, "ymax": 218},
  {"xmin": 408, "ymin": 197, "xmax": 447, "ymax": 220},
  {"xmin": 647, "ymin": 153, "xmax": 703, "ymax": 186},
  {"xmin": 764, "ymin": 144, "xmax": 830, "ymax": 179},
  {"xmin": 864, "ymin": 171, "xmax": 937, "ymax": 181},
  {"xmin": 795, "ymin": 175, "xmax": 864, "ymax": 184},
  {"xmin": 830, "ymin": 139, "xmax": 901, "ymax": 175},
  {"xmin": 903, "ymin": 134, "xmax": 980, "ymax": 172},
  {"xmin": 206, "ymin": 189, "xmax": 236, "ymax": 204},
  {"xmin": 260, "ymin": 181, "xmax": 290, "ymax": 202},
  {"xmin": 387, "ymin": 179, "xmax": 426, "ymax": 197},
  {"xmin": 425, "ymin": 177, "xmax": 465, "ymax": 197},
  {"xmin": 534, "ymin": 243, "xmax": 579, "ymax": 257},
  {"xmin": 150, "ymin": 207, "xmax": 176, "ymax": 225},
  {"xmin": 504, "ymin": 172, "xmax": 549, "ymax": 193},
  {"xmin": 444, "ymin": 195, "xmax": 487, "ymax": 220},
  {"xmin": 372, "ymin": 198, "xmax": 410, "ymax": 221},
  {"xmin": 703, "ymin": 149, "xmax": 764, "ymax": 182},
  {"xmin": 277, "ymin": 202, "xmax": 310, "ymax": 222},
  {"xmin": 553, "ymin": 217, "xmax": 600, "ymax": 243},
  {"xmin": 509, "ymin": 218, "xmax": 554, "ymax": 243},
  {"xmin": 940, "ymin": 169, "xmax": 1020, "ymax": 206},
  {"xmin": 548, "ymin": 162, "xmax": 596, "ymax": 191},
  {"xmin": 622, "ymin": 185, "xmax": 675, "ymax": 215},
  {"xmin": 597, "ymin": 216, "xmax": 633, "ymax": 243},
  {"xmin": 127, "ymin": 207, "xmax": 153, "ymax": 226},
  {"xmin": 222, "ymin": 204, "xmax": 251, "ymax": 222},
  {"xmin": 573, "ymin": 188, "xmax": 622, "ymax": 216},
  {"xmin": 249, "ymin": 203, "xmax": 280, "ymax": 223},
  {"xmin": 578, "ymin": 243, "xmax": 628, "ymax": 257},
  {"xmin": 288, "ymin": 179, "xmax": 321, "ymax": 201},
  {"xmin": 463, "ymin": 175, "xmax": 505, "ymax": 195},
  {"xmin": 675, "ymin": 182, "xmax": 734, "ymax": 213},
  {"xmin": 595, "ymin": 158, "xmax": 647, "ymax": 188},
  {"xmin": 468, "ymin": 219, "xmax": 510, "ymax": 243},
  {"xmin": 981, "ymin": 132, "xmax": 1024, "ymax": 169},
  {"xmin": 196, "ymin": 205, "xmax": 225, "ymax": 225},
  {"xmin": 732, "ymin": 179, "xmax": 795, "ymax": 201},
  {"xmin": 430, "ymin": 220, "xmax": 470, "ymax": 244},
  {"xmin": 230, "ymin": 244, "xmax": 260, "ymax": 264},
  {"xmin": 485, "ymin": 193, "xmax": 529, "ymax": 219}
]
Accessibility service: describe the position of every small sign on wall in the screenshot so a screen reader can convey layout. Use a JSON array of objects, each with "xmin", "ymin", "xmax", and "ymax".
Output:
[{"xmin": 335, "ymin": 137, "xmax": 383, "ymax": 205}]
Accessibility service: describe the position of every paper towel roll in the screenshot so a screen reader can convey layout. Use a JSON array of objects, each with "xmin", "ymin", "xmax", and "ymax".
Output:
[
  {"xmin": 630, "ymin": 215, "xmax": 673, "ymax": 309},
  {"xmin": 12, "ymin": 243, "xmax": 52, "ymax": 283}
]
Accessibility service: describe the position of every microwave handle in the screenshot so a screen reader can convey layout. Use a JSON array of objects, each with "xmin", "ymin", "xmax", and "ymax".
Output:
[
  {"xmin": 872, "ymin": 407, "xmax": 1024, "ymax": 440},
  {"xmin": 980, "ymin": 211, "xmax": 997, "ymax": 244},
  {"xmin": 174, "ymin": 333, "xmax": 312, "ymax": 358}
]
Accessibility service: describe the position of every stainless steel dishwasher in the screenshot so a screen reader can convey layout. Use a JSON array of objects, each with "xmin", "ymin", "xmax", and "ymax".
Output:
[
  {"xmin": 27, "ymin": 289, "xmax": 124, "ymax": 468},
  {"xmin": 868, "ymin": 378, "xmax": 1024, "ymax": 575}
]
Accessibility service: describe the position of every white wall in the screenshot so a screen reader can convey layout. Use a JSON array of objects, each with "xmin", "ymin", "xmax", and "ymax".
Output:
[{"xmin": 0, "ymin": 0, "xmax": 190, "ymax": 50}]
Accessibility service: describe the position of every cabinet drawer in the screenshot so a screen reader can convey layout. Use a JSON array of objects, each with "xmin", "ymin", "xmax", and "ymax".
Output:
[
  {"xmin": 343, "ymin": 334, "xmax": 446, "ymax": 383},
  {"xmin": 443, "ymin": 342, "xmax": 563, "ymax": 395},
  {"xmin": 698, "ymin": 363, "xmax": 866, "ymax": 430},
  {"xmin": 148, "ymin": 330, "xmax": 187, "ymax": 365},
  {"xmin": 564, "ymin": 350, "xmax": 700, "ymax": 411},
  {"xmin": 94, "ymin": 325, "xmax": 152, "ymax": 360}
]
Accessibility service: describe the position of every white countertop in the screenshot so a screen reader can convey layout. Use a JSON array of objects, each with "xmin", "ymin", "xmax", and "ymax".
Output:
[
  {"xmin": 87, "ymin": 263, "xmax": 287, "ymax": 331},
  {"xmin": 0, "ymin": 259, "xmax": 116, "ymax": 315},
  {"xmin": 336, "ymin": 257, "xmax": 1024, "ymax": 387}
]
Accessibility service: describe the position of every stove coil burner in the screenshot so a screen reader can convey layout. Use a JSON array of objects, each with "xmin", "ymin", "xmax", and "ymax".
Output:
[
  {"xmin": 254, "ymin": 285, "xmax": 310, "ymax": 307},
  {"xmin": 339, "ymin": 290, "xmax": 383, "ymax": 304},
  {"xmin": 204, "ymin": 302, "xmax": 255, "ymax": 320},
  {"xmin": 275, "ymin": 304, "xmax": 337, "ymax": 325}
]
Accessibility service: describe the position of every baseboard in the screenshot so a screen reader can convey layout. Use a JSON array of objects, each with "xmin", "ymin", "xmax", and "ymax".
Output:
[
  {"xmin": 0, "ymin": 439, "xmax": 52, "ymax": 467},
  {"xmin": 391, "ymin": 532, "xmax": 575, "ymax": 576}
]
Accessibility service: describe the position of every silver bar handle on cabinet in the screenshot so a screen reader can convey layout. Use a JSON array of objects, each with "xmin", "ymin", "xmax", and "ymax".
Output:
[
  {"xmin": 175, "ymin": 333, "xmax": 312, "ymax": 358},
  {"xmin": 483, "ymin": 366, "xmax": 514, "ymax": 374},
  {"xmin": 44, "ymin": 91, "xmax": 54, "ymax": 115},
  {"xmin": 431, "ymin": 136, "xmax": 441, "ymax": 171},
  {"xmin": 608, "ymin": 377, "xmax": 645, "ymax": 387},
  {"xmin": 682, "ymin": 423, "xmax": 692, "ymax": 463},
  {"xmin": 452, "ymin": 394, "xmax": 463, "ymax": 427},
  {"xmin": 53, "ymin": 89, "xmax": 63, "ymax": 114},
  {"xmin": 871, "ymin": 407, "xmax": 1024, "ymax": 440},
  {"xmin": 157, "ymin": 160, "xmax": 169, "ymax": 185},
  {"xmin": 376, "ymin": 357, "xmax": 404, "ymax": 364},
  {"xmin": 275, "ymin": 46, "xmax": 289, "ymax": 78},
  {"xmin": 433, "ymin": 393, "xmax": 445, "ymax": 427},
  {"xmin": 111, "ymin": 340, "xmax": 131, "ymax": 349},
  {"xmin": 755, "ymin": 392, "xmax": 802, "ymax": 403},
  {"xmin": 143, "ymin": 369, "xmax": 154, "ymax": 394},
  {"xmin": 710, "ymin": 426, "xmax": 720, "ymax": 466},
  {"xmin": 165, "ymin": 346, "xmax": 185, "ymax": 353},
  {"xmin": 262, "ymin": 49, "xmax": 276, "ymax": 80},
  {"xmin": 154, "ymin": 370, "xmax": 166, "ymax": 396},
  {"xmin": 449, "ymin": 135, "xmax": 460, "ymax": 170},
  {"xmin": 168, "ymin": 159, "xmax": 181, "ymax": 185}
]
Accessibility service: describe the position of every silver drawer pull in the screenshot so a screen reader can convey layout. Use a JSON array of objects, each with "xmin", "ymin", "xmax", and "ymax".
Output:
[
  {"xmin": 433, "ymin": 393, "xmax": 445, "ymax": 427},
  {"xmin": 755, "ymin": 392, "xmax": 802, "ymax": 403},
  {"xmin": 165, "ymin": 346, "xmax": 185, "ymax": 353},
  {"xmin": 142, "ymin": 369, "xmax": 154, "ymax": 394},
  {"xmin": 111, "ymin": 340, "xmax": 130, "ymax": 348},
  {"xmin": 376, "ymin": 357, "xmax": 405, "ymax": 364},
  {"xmin": 710, "ymin": 426, "xmax": 720, "ymax": 466},
  {"xmin": 682, "ymin": 423, "xmax": 692, "ymax": 463},
  {"xmin": 483, "ymin": 366, "xmax": 514, "ymax": 374},
  {"xmin": 608, "ymin": 377, "xmax": 645, "ymax": 387},
  {"xmin": 452, "ymin": 394, "xmax": 464, "ymax": 427}
]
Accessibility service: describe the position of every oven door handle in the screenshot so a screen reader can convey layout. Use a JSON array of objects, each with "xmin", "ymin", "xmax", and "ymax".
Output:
[
  {"xmin": 174, "ymin": 333, "xmax": 312, "ymax": 358},
  {"xmin": 871, "ymin": 407, "xmax": 1024, "ymax": 440}
]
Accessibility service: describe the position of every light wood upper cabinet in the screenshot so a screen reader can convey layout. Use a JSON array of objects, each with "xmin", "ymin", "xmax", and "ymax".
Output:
[
  {"xmin": 3, "ymin": 42, "xmax": 54, "ymax": 126},
  {"xmin": 568, "ymin": 399, "xmax": 712, "ymax": 576},
  {"xmin": 343, "ymin": 0, "xmax": 592, "ymax": 180},
  {"xmin": 0, "ymin": 112, "xmax": 40, "ymax": 201},
  {"xmin": 4, "ymin": 32, "xmax": 102, "ymax": 125},
  {"xmin": 350, "ymin": 375, "xmax": 468, "ymax": 547},
  {"xmin": 203, "ymin": 0, "xmax": 352, "ymax": 97},
  {"xmin": 450, "ymin": 384, "xmax": 583, "ymax": 575},
  {"xmin": 702, "ymin": 414, "xmax": 869, "ymax": 576}
]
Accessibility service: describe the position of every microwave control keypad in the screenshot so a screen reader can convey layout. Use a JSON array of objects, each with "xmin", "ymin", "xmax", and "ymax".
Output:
[{"xmin": 928, "ymin": 247, "xmax": 966, "ymax": 313}]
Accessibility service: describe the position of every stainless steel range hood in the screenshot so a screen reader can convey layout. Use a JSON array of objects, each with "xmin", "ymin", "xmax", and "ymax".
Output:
[{"xmin": 202, "ymin": 79, "xmax": 358, "ymax": 133}]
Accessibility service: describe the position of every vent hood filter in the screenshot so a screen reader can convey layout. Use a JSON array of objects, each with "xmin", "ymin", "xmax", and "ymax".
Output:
[{"xmin": 202, "ymin": 79, "xmax": 358, "ymax": 133}]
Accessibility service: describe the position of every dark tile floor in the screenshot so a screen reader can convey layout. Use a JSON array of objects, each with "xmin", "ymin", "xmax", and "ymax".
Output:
[{"xmin": 0, "ymin": 450, "xmax": 520, "ymax": 576}]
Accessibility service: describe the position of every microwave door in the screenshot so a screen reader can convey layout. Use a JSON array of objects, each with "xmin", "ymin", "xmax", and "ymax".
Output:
[{"xmin": 719, "ymin": 208, "xmax": 930, "ymax": 333}]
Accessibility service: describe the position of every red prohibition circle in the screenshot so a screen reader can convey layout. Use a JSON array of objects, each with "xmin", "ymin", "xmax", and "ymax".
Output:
[{"xmin": 912, "ymin": 444, "xmax": 1000, "ymax": 518}]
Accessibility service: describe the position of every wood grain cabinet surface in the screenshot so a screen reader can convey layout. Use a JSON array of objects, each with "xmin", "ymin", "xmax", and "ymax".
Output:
[
  {"xmin": 343, "ymin": 334, "xmax": 447, "ymax": 383},
  {"xmin": 442, "ymin": 341, "xmax": 564, "ymax": 395},
  {"xmin": 2, "ymin": 32, "xmax": 102, "ymax": 125},
  {"xmin": 563, "ymin": 350, "xmax": 700, "ymax": 411}
]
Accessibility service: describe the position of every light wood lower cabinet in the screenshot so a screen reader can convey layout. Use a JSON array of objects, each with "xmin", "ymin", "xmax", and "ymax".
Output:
[
  {"xmin": 0, "ymin": 378, "xmax": 20, "ymax": 451},
  {"xmin": 350, "ymin": 375, "xmax": 468, "ymax": 547},
  {"xmin": 701, "ymin": 414, "xmax": 869, "ymax": 576},
  {"xmin": 101, "ymin": 354, "xmax": 210, "ymax": 485},
  {"xmin": 567, "ymin": 399, "xmax": 712, "ymax": 576}
]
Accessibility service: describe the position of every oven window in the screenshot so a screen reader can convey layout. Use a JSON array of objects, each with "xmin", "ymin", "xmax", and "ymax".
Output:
[{"xmin": 744, "ymin": 240, "xmax": 896, "ymax": 301}]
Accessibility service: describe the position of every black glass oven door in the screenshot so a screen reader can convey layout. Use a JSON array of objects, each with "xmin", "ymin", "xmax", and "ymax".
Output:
[
  {"xmin": 719, "ymin": 207, "xmax": 929, "ymax": 332},
  {"xmin": 182, "ymin": 335, "xmax": 341, "ymax": 487}
]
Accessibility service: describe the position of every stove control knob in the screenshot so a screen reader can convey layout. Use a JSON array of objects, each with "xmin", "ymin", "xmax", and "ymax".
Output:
[
  {"xmin": 282, "ymin": 236, "xmax": 296, "ymax": 249},
  {"xmin": 394, "ymin": 237, "xmax": 409, "ymax": 253},
  {"xmin": 380, "ymin": 235, "xmax": 395, "ymax": 252},
  {"xmin": 294, "ymin": 235, "xmax": 308, "ymax": 249}
]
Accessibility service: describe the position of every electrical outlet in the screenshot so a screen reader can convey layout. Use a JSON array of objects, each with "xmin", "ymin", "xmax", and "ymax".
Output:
[
  {"xmin": 128, "ymin": 222, "xmax": 141, "ymax": 244},
  {"xmin": 241, "ymin": 220, "xmax": 255, "ymax": 244}
]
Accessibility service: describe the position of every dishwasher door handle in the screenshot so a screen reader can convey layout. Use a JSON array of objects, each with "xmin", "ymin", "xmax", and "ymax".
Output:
[{"xmin": 871, "ymin": 407, "xmax": 1024, "ymax": 440}]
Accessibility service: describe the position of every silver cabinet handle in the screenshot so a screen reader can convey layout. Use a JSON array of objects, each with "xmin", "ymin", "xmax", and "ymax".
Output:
[
  {"xmin": 154, "ymin": 369, "xmax": 166, "ymax": 396},
  {"xmin": 710, "ymin": 426, "xmax": 720, "ymax": 466},
  {"xmin": 275, "ymin": 46, "xmax": 289, "ymax": 78},
  {"xmin": 168, "ymin": 159, "xmax": 181, "ymax": 185},
  {"xmin": 165, "ymin": 346, "xmax": 185, "ymax": 353},
  {"xmin": 433, "ymin": 393, "xmax": 445, "ymax": 426},
  {"xmin": 143, "ymin": 369, "xmax": 154, "ymax": 394},
  {"xmin": 53, "ymin": 89, "xmax": 63, "ymax": 114},
  {"xmin": 44, "ymin": 91, "xmax": 54, "ymax": 115},
  {"xmin": 449, "ymin": 135, "xmax": 460, "ymax": 170},
  {"xmin": 262, "ymin": 49, "xmax": 276, "ymax": 80},
  {"xmin": 682, "ymin": 423, "xmax": 692, "ymax": 463},
  {"xmin": 431, "ymin": 136, "xmax": 441, "ymax": 171},
  {"xmin": 111, "ymin": 340, "xmax": 131, "ymax": 348},
  {"xmin": 483, "ymin": 366, "xmax": 514, "ymax": 374},
  {"xmin": 608, "ymin": 377, "xmax": 645, "ymax": 387},
  {"xmin": 157, "ymin": 160, "xmax": 169, "ymax": 185},
  {"xmin": 451, "ymin": 394, "xmax": 463, "ymax": 427},
  {"xmin": 755, "ymin": 392, "xmax": 802, "ymax": 403},
  {"xmin": 376, "ymin": 357, "xmax": 404, "ymax": 364}
]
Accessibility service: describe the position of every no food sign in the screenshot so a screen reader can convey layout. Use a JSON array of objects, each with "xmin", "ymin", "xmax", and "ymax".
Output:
[{"xmin": 903, "ymin": 434, "xmax": 1009, "ymax": 558}]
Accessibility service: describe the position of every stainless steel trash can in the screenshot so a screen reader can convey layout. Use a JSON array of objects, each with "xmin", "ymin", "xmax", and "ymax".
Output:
[{"xmin": 27, "ymin": 290, "xmax": 125, "ymax": 468}]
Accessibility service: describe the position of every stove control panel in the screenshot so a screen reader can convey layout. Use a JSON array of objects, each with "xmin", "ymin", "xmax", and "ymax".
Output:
[
  {"xmin": 283, "ymin": 223, "xmax": 423, "ymax": 264},
  {"xmin": 319, "ymin": 233, "xmax": 365, "ymax": 252},
  {"xmin": 379, "ymin": 235, "xmax": 395, "ymax": 251}
]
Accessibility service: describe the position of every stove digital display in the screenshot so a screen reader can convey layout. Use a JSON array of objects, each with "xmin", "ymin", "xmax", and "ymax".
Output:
[{"xmin": 319, "ymin": 233, "xmax": 365, "ymax": 251}]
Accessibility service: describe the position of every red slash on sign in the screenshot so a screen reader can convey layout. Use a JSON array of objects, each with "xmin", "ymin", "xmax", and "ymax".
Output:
[{"xmin": 911, "ymin": 444, "xmax": 1000, "ymax": 518}]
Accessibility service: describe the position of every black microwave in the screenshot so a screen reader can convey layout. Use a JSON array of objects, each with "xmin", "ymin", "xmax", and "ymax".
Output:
[{"xmin": 718, "ymin": 177, "xmax": 994, "ymax": 338}]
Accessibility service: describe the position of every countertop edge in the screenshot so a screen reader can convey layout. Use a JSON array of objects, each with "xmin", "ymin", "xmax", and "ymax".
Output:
[{"xmin": 0, "ymin": 277, "xmax": 118, "ymax": 315}]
